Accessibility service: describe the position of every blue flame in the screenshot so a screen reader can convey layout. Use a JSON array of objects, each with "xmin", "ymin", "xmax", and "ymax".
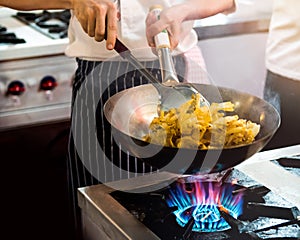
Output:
[{"xmin": 165, "ymin": 181, "xmax": 244, "ymax": 232}]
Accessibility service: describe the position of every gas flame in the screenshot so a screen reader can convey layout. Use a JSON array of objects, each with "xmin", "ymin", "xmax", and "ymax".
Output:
[{"xmin": 165, "ymin": 181, "xmax": 244, "ymax": 232}]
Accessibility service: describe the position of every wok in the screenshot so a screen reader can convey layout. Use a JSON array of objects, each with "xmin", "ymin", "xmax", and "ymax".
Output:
[{"xmin": 102, "ymin": 83, "xmax": 280, "ymax": 175}]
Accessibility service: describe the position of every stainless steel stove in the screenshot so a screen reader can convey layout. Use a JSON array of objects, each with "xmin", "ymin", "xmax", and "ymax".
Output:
[
  {"xmin": 0, "ymin": 10, "xmax": 76, "ymax": 238},
  {"xmin": 0, "ymin": 7, "xmax": 76, "ymax": 130},
  {"xmin": 78, "ymin": 145, "xmax": 300, "ymax": 240}
]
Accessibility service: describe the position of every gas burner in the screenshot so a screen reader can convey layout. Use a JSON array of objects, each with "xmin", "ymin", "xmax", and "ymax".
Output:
[
  {"xmin": 14, "ymin": 10, "xmax": 71, "ymax": 39},
  {"xmin": 77, "ymin": 147, "xmax": 300, "ymax": 240},
  {"xmin": 0, "ymin": 24, "xmax": 26, "ymax": 44},
  {"xmin": 165, "ymin": 180, "xmax": 244, "ymax": 233},
  {"xmin": 110, "ymin": 170, "xmax": 300, "ymax": 240}
]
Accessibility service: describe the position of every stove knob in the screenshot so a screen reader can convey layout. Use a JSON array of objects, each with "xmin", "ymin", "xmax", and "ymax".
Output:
[
  {"xmin": 39, "ymin": 76, "xmax": 57, "ymax": 91},
  {"xmin": 6, "ymin": 80, "xmax": 25, "ymax": 96}
]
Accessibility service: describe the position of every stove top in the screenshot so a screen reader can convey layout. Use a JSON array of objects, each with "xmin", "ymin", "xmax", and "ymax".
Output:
[
  {"xmin": 111, "ymin": 170, "xmax": 300, "ymax": 239},
  {"xmin": 78, "ymin": 145, "xmax": 300, "ymax": 240},
  {"xmin": 14, "ymin": 10, "xmax": 70, "ymax": 39},
  {"xmin": 0, "ymin": 8, "xmax": 76, "ymax": 129},
  {"xmin": 0, "ymin": 23, "xmax": 26, "ymax": 44},
  {"xmin": 0, "ymin": 8, "xmax": 69, "ymax": 61}
]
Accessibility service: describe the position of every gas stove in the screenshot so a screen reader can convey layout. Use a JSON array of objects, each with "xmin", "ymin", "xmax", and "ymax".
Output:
[
  {"xmin": 14, "ymin": 10, "xmax": 70, "ymax": 39},
  {"xmin": 78, "ymin": 145, "xmax": 300, "ymax": 240},
  {"xmin": 0, "ymin": 8, "xmax": 70, "ymax": 60},
  {"xmin": 0, "ymin": 8, "xmax": 76, "ymax": 130}
]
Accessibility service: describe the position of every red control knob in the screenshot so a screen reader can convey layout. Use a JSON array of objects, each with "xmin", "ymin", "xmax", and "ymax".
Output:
[
  {"xmin": 6, "ymin": 80, "xmax": 25, "ymax": 96},
  {"xmin": 39, "ymin": 76, "xmax": 57, "ymax": 91}
]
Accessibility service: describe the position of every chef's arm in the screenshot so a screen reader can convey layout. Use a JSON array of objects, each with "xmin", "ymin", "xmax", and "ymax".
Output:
[
  {"xmin": 183, "ymin": 0, "xmax": 236, "ymax": 20},
  {"xmin": 0, "ymin": 0, "xmax": 118, "ymax": 50},
  {"xmin": 146, "ymin": 0, "xmax": 236, "ymax": 49},
  {"xmin": 0, "ymin": 0, "xmax": 72, "ymax": 10}
]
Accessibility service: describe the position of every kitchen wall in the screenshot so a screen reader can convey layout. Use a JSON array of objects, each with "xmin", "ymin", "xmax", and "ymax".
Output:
[{"xmin": 198, "ymin": 33, "xmax": 268, "ymax": 98}]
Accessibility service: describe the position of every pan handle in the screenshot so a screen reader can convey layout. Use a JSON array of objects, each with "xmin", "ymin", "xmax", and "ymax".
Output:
[
  {"xmin": 104, "ymin": 26, "xmax": 162, "ymax": 86},
  {"xmin": 150, "ymin": 5, "xmax": 180, "ymax": 85},
  {"xmin": 113, "ymin": 38, "xmax": 129, "ymax": 55},
  {"xmin": 113, "ymin": 38, "xmax": 162, "ymax": 85}
]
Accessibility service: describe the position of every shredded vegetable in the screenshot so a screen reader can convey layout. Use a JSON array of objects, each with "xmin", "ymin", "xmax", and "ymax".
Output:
[{"xmin": 143, "ymin": 94, "xmax": 260, "ymax": 149}]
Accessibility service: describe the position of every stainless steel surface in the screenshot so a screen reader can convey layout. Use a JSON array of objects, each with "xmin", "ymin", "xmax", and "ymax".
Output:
[
  {"xmin": 0, "ymin": 55, "xmax": 76, "ymax": 130},
  {"xmin": 0, "ymin": 8, "xmax": 76, "ymax": 130},
  {"xmin": 78, "ymin": 144, "xmax": 300, "ymax": 240},
  {"xmin": 152, "ymin": 4, "xmax": 210, "ymax": 110},
  {"xmin": 157, "ymin": 47, "xmax": 210, "ymax": 110},
  {"xmin": 157, "ymin": 47, "xmax": 179, "ymax": 85},
  {"xmin": 195, "ymin": 19, "xmax": 270, "ymax": 40},
  {"xmin": 194, "ymin": 0, "xmax": 272, "ymax": 39},
  {"xmin": 78, "ymin": 172, "xmax": 177, "ymax": 240}
]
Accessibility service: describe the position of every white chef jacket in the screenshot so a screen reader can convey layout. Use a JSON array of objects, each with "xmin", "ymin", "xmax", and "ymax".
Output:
[
  {"xmin": 65, "ymin": 0, "xmax": 198, "ymax": 61},
  {"xmin": 265, "ymin": 0, "xmax": 300, "ymax": 81}
]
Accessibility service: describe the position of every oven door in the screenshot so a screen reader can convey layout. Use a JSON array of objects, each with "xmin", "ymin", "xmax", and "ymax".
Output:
[{"xmin": 0, "ymin": 120, "xmax": 74, "ymax": 240}]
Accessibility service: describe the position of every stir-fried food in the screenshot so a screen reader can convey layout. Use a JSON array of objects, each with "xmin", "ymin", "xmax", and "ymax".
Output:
[{"xmin": 143, "ymin": 94, "xmax": 260, "ymax": 149}]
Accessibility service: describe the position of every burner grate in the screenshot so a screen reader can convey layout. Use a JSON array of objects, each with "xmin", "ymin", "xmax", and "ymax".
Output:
[
  {"xmin": 14, "ymin": 10, "xmax": 71, "ymax": 39},
  {"xmin": 272, "ymin": 155, "xmax": 300, "ymax": 177},
  {"xmin": 0, "ymin": 24, "xmax": 26, "ymax": 44}
]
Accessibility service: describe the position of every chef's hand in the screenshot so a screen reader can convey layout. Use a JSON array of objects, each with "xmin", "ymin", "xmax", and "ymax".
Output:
[
  {"xmin": 146, "ymin": 5, "xmax": 186, "ymax": 50},
  {"xmin": 145, "ymin": 0, "xmax": 236, "ymax": 50},
  {"xmin": 71, "ymin": 0, "xmax": 119, "ymax": 50}
]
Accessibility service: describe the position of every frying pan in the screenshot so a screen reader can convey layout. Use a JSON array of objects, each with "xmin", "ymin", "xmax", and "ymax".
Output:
[
  {"xmin": 102, "ymin": 82, "xmax": 280, "ymax": 175},
  {"xmin": 100, "ymin": 38, "xmax": 280, "ymax": 175}
]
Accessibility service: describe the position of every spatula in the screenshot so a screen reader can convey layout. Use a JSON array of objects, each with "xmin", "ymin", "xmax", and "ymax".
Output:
[
  {"xmin": 109, "ymin": 37, "xmax": 210, "ymax": 113},
  {"xmin": 150, "ymin": 5, "xmax": 210, "ymax": 111}
]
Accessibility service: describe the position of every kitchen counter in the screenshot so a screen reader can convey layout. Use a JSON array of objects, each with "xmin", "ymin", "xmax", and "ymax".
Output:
[{"xmin": 194, "ymin": 18, "xmax": 270, "ymax": 40}]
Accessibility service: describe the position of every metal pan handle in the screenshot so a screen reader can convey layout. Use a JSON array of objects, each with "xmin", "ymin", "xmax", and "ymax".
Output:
[
  {"xmin": 104, "ymin": 26, "xmax": 162, "ymax": 86},
  {"xmin": 150, "ymin": 5, "xmax": 180, "ymax": 85}
]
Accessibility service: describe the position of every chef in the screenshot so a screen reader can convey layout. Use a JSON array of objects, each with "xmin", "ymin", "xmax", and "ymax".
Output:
[
  {"xmin": 0, "ymin": 0, "xmax": 236, "ymax": 239},
  {"xmin": 263, "ymin": 0, "xmax": 300, "ymax": 150}
]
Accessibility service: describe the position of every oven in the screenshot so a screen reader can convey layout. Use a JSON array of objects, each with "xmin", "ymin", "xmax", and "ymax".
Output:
[
  {"xmin": 0, "ymin": 8, "xmax": 76, "ymax": 129},
  {"xmin": 0, "ymin": 7, "xmax": 76, "ymax": 239},
  {"xmin": 78, "ymin": 145, "xmax": 300, "ymax": 240}
]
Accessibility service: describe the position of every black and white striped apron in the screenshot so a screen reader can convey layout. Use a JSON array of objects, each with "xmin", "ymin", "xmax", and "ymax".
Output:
[{"xmin": 66, "ymin": 55, "xmax": 187, "ymax": 238}]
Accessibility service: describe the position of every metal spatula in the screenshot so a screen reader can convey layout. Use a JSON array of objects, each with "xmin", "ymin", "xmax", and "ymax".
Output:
[
  {"xmin": 155, "ymin": 44, "xmax": 210, "ymax": 111},
  {"xmin": 110, "ymin": 38, "xmax": 210, "ymax": 113},
  {"xmin": 150, "ymin": 5, "xmax": 210, "ymax": 111}
]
